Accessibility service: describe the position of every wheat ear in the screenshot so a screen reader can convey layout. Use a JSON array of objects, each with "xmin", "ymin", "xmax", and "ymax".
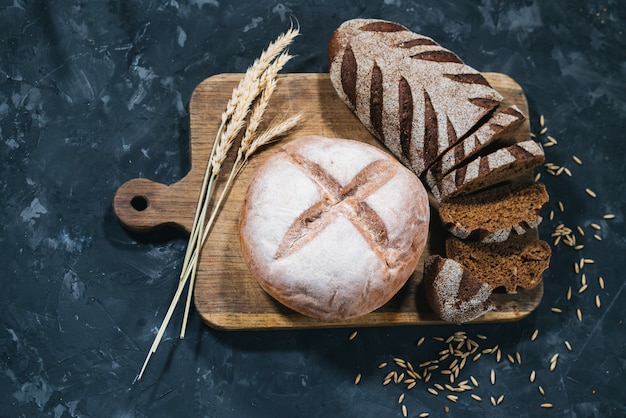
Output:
[{"xmin": 136, "ymin": 26, "xmax": 299, "ymax": 381}]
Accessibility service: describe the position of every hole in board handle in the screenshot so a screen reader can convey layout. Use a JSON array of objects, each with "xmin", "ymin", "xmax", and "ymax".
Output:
[{"xmin": 131, "ymin": 195, "xmax": 149, "ymax": 211}]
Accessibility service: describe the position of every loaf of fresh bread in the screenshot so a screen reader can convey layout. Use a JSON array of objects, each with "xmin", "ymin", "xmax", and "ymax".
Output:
[
  {"xmin": 423, "ymin": 255, "xmax": 494, "ymax": 323},
  {"xmin": 445, "ymin": 235, "xmax": 552, "ymax": 293},
  {"xmin": 239, "ymin": 135, "xmax": 430, "ymax": 320},
  {"xmin": 438, "ymin": 182, "xmax": 549, "ymax": 243},
  {"xmin": 328, "ymin": 18, "xmax": 504, "ymax": 177}
]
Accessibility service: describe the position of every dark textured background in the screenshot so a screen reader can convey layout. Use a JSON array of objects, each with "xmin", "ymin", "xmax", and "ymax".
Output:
[{"xmin": 1, "ymin": 1, "xmax": 625, "ymax": 417}]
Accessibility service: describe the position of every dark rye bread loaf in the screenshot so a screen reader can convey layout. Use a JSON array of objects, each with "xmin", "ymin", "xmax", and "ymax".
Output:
[
  {"xmin": 327, "ymin": 18, "xmax": 503, "ymax": 176},
  {"xmin": 427, "ymin": 139, "xmax": 545, "ymax": 202},
  {"xmin": 423, "ymin": 255, "xmax": 494, "ymax": 323},
  {"xmin": 445, "ymin": 235, "xmax": 552, "ymax": 293},
  {"xmin": 439, "ymin": 182, "xmax": 549, "ymax": 243},
  {"xmin": 428, "ymin": 105, "xmax": 526, "ymax": 180}
]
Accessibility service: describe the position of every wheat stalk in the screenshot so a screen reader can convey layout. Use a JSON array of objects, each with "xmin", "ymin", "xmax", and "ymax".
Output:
[{"xmin": 136, "ymin": 26, "xmax": 299, "ymax": 382}]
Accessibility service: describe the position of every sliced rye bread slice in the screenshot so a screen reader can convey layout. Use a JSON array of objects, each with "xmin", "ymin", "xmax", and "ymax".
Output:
[
  {"xmin": 423, "ymin": 255, "xmax": 494, "ymax": 323},
  {"xmin": 426, "ymin": 139, "xmax": 544, "ymax": 202},
  {"xmin": 438, "ymin": 182, "xmax": 549, "ymax": 243},
  {"xmin": 427, "ymin": 105, "xmax": 526, "ymax": 180},
  {"xmin": 445, "ymin": 235, "xmax": 552, "ymax": 293},
  {"xmin": 327, "ymin": 18, "xmax": 503, "ymax": 176}
]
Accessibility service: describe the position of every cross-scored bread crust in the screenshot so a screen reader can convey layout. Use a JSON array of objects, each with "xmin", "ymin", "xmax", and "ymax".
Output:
[{"xmin": 239, "ymin": 136, "xmax": 430, "ymax": 320}]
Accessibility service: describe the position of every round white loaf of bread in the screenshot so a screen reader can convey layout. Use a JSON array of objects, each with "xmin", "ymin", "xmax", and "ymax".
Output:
[{"xmin": 239, "ymin": 135, "xmax": 430, "ymax": 320}]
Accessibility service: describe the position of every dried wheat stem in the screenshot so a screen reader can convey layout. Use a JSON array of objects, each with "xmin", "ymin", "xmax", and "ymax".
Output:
[
  {"xmin": 179, "ymin": 53, "xmax": 298, "ymax": 338},
  {"xmin": 136, "ymin": 26, "xmax": 299, "ymax": 380}
]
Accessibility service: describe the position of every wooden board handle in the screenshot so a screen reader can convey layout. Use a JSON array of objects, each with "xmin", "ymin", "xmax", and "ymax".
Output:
[{"xmin": 113, "ymin": 177, "xmax": 197, "ymax": 233}]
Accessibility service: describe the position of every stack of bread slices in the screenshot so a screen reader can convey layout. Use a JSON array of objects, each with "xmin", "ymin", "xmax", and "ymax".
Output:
[{"xmin": 328, "ymin": 18, "xmax": 552, "ymax": 323}]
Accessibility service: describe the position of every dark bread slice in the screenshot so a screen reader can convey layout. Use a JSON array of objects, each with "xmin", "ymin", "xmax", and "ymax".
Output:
[
  {"xmin": 439, "ymin": 182, "xmax": 549, "ymax": 243},
  {"xmin": 426, "ymin": 139, "xmax": 545, "ymax": 202},
  {"xmin": 423, "ymin": 255, "xmax": 494, "ymax": 323},
  {"xmin": 445, "ymin": 235, "xmax": 551, "ymax": 293},
  {"xmin": 427, "ymin": 105, "xmax": 526, "ymax": 179}
]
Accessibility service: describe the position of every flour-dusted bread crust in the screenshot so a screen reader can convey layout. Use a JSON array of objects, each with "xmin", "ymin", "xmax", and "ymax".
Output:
[
  {"xmin": 239, "ymin": 136, "xmax": 430, "ymax": 320},
  {"xmin": 328, "ymin": 19, "xmax": 503, "ymax": 176},
  {"xmin": 439, "ymin": 182, "xmax": 549, "ymax": 243},
  {"xmin": 423, "ymin": 255, "xmax": 494, "ymax": 323},
  {"xmin": 428, "ymin": 105, "xmax": 526, "ymax": 180},
  {"xmin": 427, "ymin": 139, "xmax": 545, "ymax": 202}
]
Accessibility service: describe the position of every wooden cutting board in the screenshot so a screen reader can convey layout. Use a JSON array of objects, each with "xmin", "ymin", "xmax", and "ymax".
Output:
[{"xmin": 113, "ymin": 73, "xmax": 543, "ymax": 330}]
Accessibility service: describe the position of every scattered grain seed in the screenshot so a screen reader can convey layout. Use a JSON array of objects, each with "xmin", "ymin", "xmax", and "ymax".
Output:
[
  {"xmin": 565, "ymin": 341, "xmax": 573, "ymax": 351},
  {"xmin": 433, "ymin": 336, "xmax": 444, "ymax": 342},
  {"xmin": 419, "ymin": 413, "xmax": 430, "ymax": 418},
  {"xmin": 540, "ymin": 115, "xmax": 545, "ymax": 127},
  {"xmin": 551, "ymin": 307, "xmax": 562, "ymax": 313},
  {"xmin": 579, "ymin": 284, "xmax": 588, "ymax": 293},
  {"xmin": 599, "ymin": 276, "xmax": 605, "ymax": 289},
  {"xmin": 444, "ymin": 406, "xmax": 450, "ymax": 414},
  {"xmin": 398, "ymin": 393, "xmax": 405, "ymax": 404},
  {"xmin": 539, "ymin": 386, "xmax": 546, "ymax": 396},
  {"xmin": 585, "ymin": 188, "xmax": 596, "ymax": 198},
  {"xmin": 531, "ymin": 329, "xmax": 539, "ymax": 341},
  {"xmin": 550, "ymin": 353, "xmax": 559, "ymax": 363},
  {"xmin": 566, "ymin": 287, "xmax": 572, "ymax": 301},
  {"xmin": 530, "ymin": 370, "xmax": 536, "ymax": 382},
  {"xmin": 584, "ymin": 258, "xmax": 595, "ymax": 264},
  {"xmin": 603, "ymin": 214, "xmax": 615, "ymax": 219},
  {"xmin": 383, "ymin": 378, "xmax": 391, "ymax": 386},
  {"xmin": 516, "ymin": 352, "xmax": 522, "ymax": 364},
  {"xmin": 556, "ymin": 166, "xmax": 564, "ymax": 176},
  {"xmin": 355, "ymin": 373, "xmax": 362, "ymax": 384},
  {"xmin": 477, "ymin": 334, "xmax": 488, "ymax": 340},
  {"xmin": 534, "ymin": 172, "xmax": 541, "ymax": 181},
  {"xmin": 541, "ymin": 403, "xmax": 554, "ymax": 409},
  {"xmin": 424, "ymin": 374, "xmax": 431, "ymax": 384},
  {"xmin": 574, "ymin": 244, "xmax": 585, "ymax": 250},
  {"xmin": 447, "ymin": 395, "xmax": 458, "ymax": 403},
  {"xmin": 496, "ymin": 349, "xmax": 502, "ymax": 363},
  {"xmin": 490, "ymin": 396, "xmax": 497, "ymax": 406},
  {"xmin": 549, "ymin": 210, "xmax": 554, "ymax": 221},
  {"xmin": 378, "ymin": 362, "xmax": 387, "ymax": 369},
  {"xmin": 507, "ymin": 354, "xmax": 515, "ymax": 364},
  {"xmin": 577, "ymin": 308, "xmax": 583, "ymax": 322},
  {"xmin": 473, "ymin": 352, "xmax": 482, "ymax": 361},
  {"xmin": 574, "ymin": 262, "xmax": 580, "ymax": 273},
  {"xmin": 539, "ymin": 126, "xmax": 548, "ymax": 135},
  {"xmin": 596, "ymin": 295, "xmax": 601, "ymax": 308},
  {"xmin": 349, "ymin": 330, "xmax": 358, "ymax": 340},
  {"xmin": 577, "ymin": 226, "xmax": 585, "ymax": 236},
  {"xmin": 471, "ymin": 394, "xmax": 482, "ymax": 402},
  {"xmin": 402, "ymin": 404, "xmax": 408, "ymax": 417},
  {"xmin": 564, "ymin": 167, "xmax": 572, "ymax": 176},
  {"xmin": 547, "ymin": 135, "xmax": 557, "ymax": 143},
  {"xmin": 573, "ymin": 155, "xmax": 582, "ymax": 165},
  {"xmin": 490, "ymin": 369, "xmax": 496, "ymax": 385},
  {"xmin": 558, "ymin": 201, "xmax": 564, "ymax": 212},
  {"xmin": 497, "ymin": 395, "xmax": 505, "ymax": 405},
  {"xmin": 470, "ymin": 376, "xmax": 479, "ymax": 387},
  {"xmin": 407, "ymin": 381, "xmax": 417, "ymax": 390},
  {"xmin": 550, "ymin": 361, "xmax": 557, "ymax": 372},
  {"xmin": 594, "ymin": 234, "xmax": 603, "ymax": 241},
  {"xmin": 591, "ymin": 223, "xmax": 601, "ymax": 230},
  {"xmin": 417, "ymin": 336, "xmax": 425, "ymax": 346}
]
